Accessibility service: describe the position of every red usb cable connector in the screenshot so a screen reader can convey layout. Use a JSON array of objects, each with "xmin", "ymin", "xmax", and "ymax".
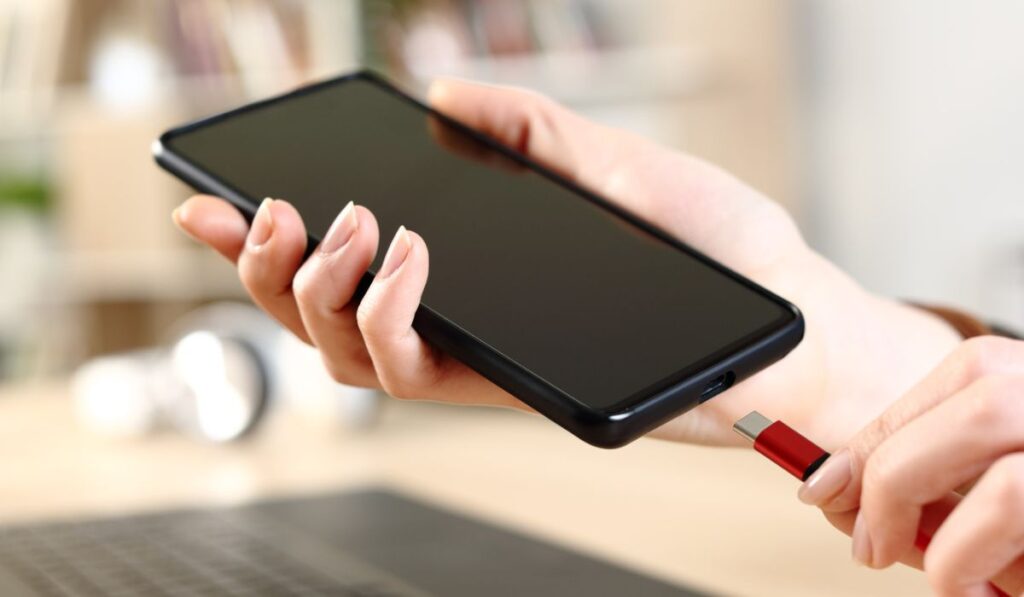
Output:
[
  {"xmin": 733, "ymin": 411, "xmax": 829, "ymax": 481},
  {"xmin": 734, "ymin": 410, "xmax": 1010, "ymax": 597}
]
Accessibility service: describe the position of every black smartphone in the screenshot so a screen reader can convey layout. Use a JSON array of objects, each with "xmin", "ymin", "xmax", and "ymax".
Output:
[{"xmin": 154, "ymin": 70, "xmax": 803, "ymax": 448}]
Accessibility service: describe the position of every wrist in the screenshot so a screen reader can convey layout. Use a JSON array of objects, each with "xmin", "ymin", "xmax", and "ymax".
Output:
[
  {"xmin": 852, "ymin": 295, "xmax": 962, "ymax": 412},
  {"xmin": 911, "ymin": 302, "xmax": 1008, "ymax": 339},
  {"xmin": 806, "ymin": 287, "xmax": 963, "ymax": 449}
]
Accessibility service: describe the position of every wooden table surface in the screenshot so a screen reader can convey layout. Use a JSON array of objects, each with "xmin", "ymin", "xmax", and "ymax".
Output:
[{"xmin": 0, "ymin": 381, "xmax": 929, "ymax": 596}]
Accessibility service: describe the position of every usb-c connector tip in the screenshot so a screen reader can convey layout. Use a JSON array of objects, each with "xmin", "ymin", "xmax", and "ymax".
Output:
[{"xmin": 733, "ymin": 411, "xmax": 773, "ymax": 443}]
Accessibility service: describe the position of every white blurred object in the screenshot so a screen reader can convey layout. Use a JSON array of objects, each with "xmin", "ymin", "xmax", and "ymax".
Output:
[
  {"xmin": 70, "ymin": 334, "xmax": 265, "ymax": 443},
  {"xmin": 70, "ymin": 350, "xmax": 164, "ymax": 437},
  {"xmin": 173, "ymin": 302, "xmax": 384, "ymax": 431},
  {"xmin": 89, "ymin": 35, "xmax": 163, "ymax": 111},
  {"xmin": 71, "ymin": 302, "xmax": 383, "ymax": 441},
  {"xmin": 170, "ymin": 331, "xmax": 266, "ymax": 442}
]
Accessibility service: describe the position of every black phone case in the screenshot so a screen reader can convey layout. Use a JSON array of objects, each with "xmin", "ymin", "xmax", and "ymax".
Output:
[{"xmin": 153, "ymin": 70, "xmax": 804, "ymax": 448}]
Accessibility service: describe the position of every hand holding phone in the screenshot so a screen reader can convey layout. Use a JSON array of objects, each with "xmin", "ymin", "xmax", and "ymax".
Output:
[{"xmin": 165, "ymin": 74, "xmax": 962, "ymax": 448}]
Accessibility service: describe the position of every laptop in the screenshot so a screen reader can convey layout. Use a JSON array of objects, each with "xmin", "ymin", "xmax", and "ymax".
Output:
[{"xmin": 0, "ymin": 487, "xmax": 710, "ymax": 596}]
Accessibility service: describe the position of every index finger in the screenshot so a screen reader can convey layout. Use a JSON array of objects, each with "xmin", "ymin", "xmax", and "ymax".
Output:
[
  {"xmin": 172, "ymin": 195, "xmax": 249, "ymax": 263},
  {"xmin": 800, "ymin": 336, "xmax": 1024, "ymax": 513}
]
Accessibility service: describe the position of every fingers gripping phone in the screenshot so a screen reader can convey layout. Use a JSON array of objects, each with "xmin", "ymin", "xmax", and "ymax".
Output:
[{"xmin": 154, "ymin": 71, "xmax": 803, "ymax": 448}]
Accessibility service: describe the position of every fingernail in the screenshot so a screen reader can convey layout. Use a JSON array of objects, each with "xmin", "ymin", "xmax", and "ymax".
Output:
[
  {"xmin": 378, "ymin": 226, "xmax": 411, "ymax": 278},
  {"xmin": 851, "ymin": 510, "xmax": 874, "ymax": 566},
  {"xmin": 170, "ymin": 205, "xmax": 193, "ymax": 240},
  {"xmin": 320, "ymin": 201, "xmax": 358, "ymax": 254},
  {"xmin": 248, "ymin": 198, "xmax": 274, "ymax": 248},
  {"xmin": 798, "ymin": 449, "xmax": 852, "ymax": 506},
  {"xmin": 427, "ymin": 81, "xmax": 449, "ymax": 105}
]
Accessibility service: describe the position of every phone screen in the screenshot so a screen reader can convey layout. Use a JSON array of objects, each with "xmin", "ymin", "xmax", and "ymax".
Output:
[{"xmin": 164, "ymin": 76, "xmax": 792, "ymax": 411}]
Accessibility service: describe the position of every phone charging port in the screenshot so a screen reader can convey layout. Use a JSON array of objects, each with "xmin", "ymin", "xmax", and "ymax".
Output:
[{"xmin": 699, "ymin": 371, "xmax": 735, "ymax": 402}]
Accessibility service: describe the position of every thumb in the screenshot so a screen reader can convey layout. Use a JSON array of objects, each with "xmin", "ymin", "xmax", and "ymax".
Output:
[
  {"xmin": 427, "ymin": 78, "xmax": 639, "ymax": 194},
  {"xmin": 426, "ymin": 78, "xmax": 802, "ymax": 270}
]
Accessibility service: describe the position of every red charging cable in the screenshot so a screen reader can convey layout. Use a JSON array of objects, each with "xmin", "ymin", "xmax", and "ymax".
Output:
[
  {"xmin": 733, "ymin": 412, "xmax": 828, "ymax": 481},
  {"xmin": 734, "ymin": 411, "xmax": 1009, "ymax": 597}
]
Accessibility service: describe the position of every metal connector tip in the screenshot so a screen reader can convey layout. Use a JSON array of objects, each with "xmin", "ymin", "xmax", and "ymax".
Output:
[{"xmin": 733, "ymin": 411, "xmax": 773, "ymax": 443}]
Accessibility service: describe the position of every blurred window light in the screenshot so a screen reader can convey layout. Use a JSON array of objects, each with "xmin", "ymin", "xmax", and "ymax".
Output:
[{"xmin": 89, "ymin": 35, "xmax": 163, "ymax": 111}]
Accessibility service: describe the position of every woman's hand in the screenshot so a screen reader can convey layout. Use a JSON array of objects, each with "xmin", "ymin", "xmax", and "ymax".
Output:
[
  {"xmin": 798, "ymin": 336, "xmax": 1024, "ymax": 596},
  {"xmin": 172, "ymin": 78, "xmax": 962, "ymax": 446}
]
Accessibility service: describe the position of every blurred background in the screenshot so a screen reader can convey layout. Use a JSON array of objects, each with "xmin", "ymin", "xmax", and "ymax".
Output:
[
  {"xmin": 1, "ymin": 0, "xmax": 1022, "ymax": 383},
  {"xmin": 0, "ymin": 1, "xmax": 1021, "ymax": 595}
]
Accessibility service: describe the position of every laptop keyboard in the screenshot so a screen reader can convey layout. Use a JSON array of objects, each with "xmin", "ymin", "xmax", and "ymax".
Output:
[{"xmin": 0, "ymin": 509, "xmax": 424, "ymax": 597}]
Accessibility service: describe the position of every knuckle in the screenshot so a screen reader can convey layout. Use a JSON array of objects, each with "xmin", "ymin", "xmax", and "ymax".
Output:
[
  {"xmin": 320, "ymin": 351, "xmax": 379, "ymax": 389},
  {"xmin": 354, "ymin": 304, "xmax": 379, "ymax": 340},
  {"xmin": 238, "ymin": 255, "xmax": 282, "ymax": 298},
  {"xmin": 984, "ymin": 454, "xmax": 1024, "ymax": 508},
  {"xmin": 378, "ymin": 376, "xmax": 414, "ymax": 401},
  {"xmin": 964, "ymin": 375, "xmax": 1019, "ymax": 428},
  {"xmin": 321, "ymin": 358, "xmax": 355, "ymax": 386},
  {"xmin": 378, "ymin": 365, "xmax": 441, "ymax": 401},
  {"xmin": 354, "ymin": 295, "xmax": 390, "ymax": 343},
  {"xmin": 922, "ymin": 550, "xmax": 957, "ymax": 597},
  {"xmin": 956, "ymin": 336, "xmax": 1010, "ymax": 379},
  {"xmin": 524, "ymin": 97, "xmax": 559, "ymax": 131},
  {"xmin": 515, "ymin": 87, "xmax": 557, "ymax": 111},
  {"xmin": 236, "ymin": 255, "xmax": 261, "ymax": 288},
  {"xmin": 865, "ymin": 412, "xmax": 899, "ymax": 449},
  {"xmin": 956, "ymin": 337, "xmax": 990, "ymax": 380},
  {"xmin": 291, "ymin": 267, "xmax": 316, "ymax": 305},
  {"xmin": 861, "ymin": 449, "xmax": 901, "ymax": 502},
  {"xmin": 515, "ymin": 92, "xmax": 563, "ymax": 135}
]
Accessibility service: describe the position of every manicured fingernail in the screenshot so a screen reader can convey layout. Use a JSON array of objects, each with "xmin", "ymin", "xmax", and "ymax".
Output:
[
  {"xmin": 378, "ymin": 226, "xmax": 411, "ymax": 278},
  {"xmin": 248, "ymin": 198, "xmax": 274, "ymax": 248},
  {"xmin": 320, "ymin": 201, "xmax": 358, "ymax": 254},
  {"xmin": 170, "ymin": 204, "xmax": 203, "ymax": 242},
  {"xmin": 851, "ymin": 510, "xmax": 873, "ymax": 566},
  {"xmin": 427, "ymin": 81, "xmax": 451, "ymax": 105},
  {"xmin": 798, "ymin": 449, "xmax": 852, "ymax": 506}
]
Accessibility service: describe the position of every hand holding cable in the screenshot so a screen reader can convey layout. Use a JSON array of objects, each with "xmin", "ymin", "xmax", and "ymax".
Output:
[{"xmin": 737, "ymin": 337, "xmax": 1024, "ymax": 596}]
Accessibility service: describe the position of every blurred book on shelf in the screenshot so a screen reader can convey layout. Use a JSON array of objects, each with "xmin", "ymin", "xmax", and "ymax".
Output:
[
  {"xmin": 365, "ymin": 0, "xmax": 618, "ymax": 67},
  {"xmin": 363, "ymin": 0, "xmax": 635, "ymax": 85},
  {"xmin": 0, "ymin": 0, "xmax": 361, "ymax": 126},
  {"xmin": 0, "ymin": 0, "xmax": 714, "ymax": 128},
  {"xmin": 161, "ymin": 0, "xmax": 309, "ymax": 97},
  {"xmin": 0, "ymin": 0, "xmax": 72, "ymax": 126}
]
